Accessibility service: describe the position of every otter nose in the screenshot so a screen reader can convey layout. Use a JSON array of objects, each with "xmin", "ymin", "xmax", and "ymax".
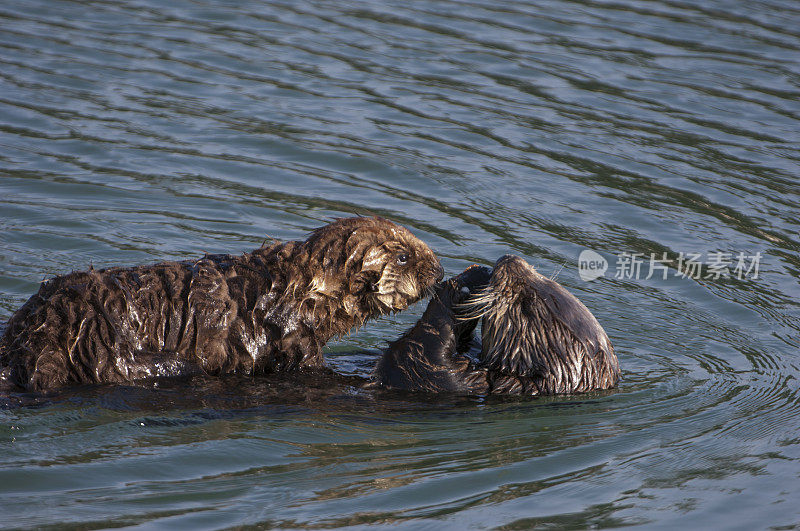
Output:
[{"xmin": 434, "ymin": 263, "xmax": 445, "ymax": 282}]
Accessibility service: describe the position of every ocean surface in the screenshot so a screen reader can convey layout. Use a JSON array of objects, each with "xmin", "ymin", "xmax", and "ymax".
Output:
[{"xmin": 1, "ymin": 0, "xmax": 799, "ymax": 528}]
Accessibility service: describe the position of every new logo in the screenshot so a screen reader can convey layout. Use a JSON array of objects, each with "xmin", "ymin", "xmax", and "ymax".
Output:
[{"xmin": 578, "ymin": 249, "xmax": 608, "ymax": 281}]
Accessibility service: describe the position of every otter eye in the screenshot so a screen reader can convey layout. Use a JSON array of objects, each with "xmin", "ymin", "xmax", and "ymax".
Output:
[{"xmin": 396, "ymin": 253, "xmax": 409, "ymax": 266}]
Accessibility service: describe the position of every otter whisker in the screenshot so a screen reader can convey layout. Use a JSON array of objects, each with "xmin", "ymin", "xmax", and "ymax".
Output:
[
  {"xmin": 424, "ymin": 285, "xmax": 436, "ymax": 300},
  {"xmin": 454, "ymin": 286, "xmax": 500, "ymax": 321},
  {"xmin": 550, "ymin": 262, "xmax": 566, "ymax": 281},
  {"xmin": 455, "ymin": 304, "xmax": 494, "ymax": 321},
  {"xmin": 454, "ymin": 303, "xmax": 491, "ymax": 321},
  {"xmin": 464, "ymin": 285, "xmax": 500, "ymax": 305}
]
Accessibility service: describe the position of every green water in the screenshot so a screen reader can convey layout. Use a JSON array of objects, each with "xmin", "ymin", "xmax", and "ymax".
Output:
[{"xmin": 1, "ymin": 0, "xmax": 799, "ymax": 528}]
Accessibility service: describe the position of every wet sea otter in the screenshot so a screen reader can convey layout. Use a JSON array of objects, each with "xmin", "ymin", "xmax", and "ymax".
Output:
[
  {"xmin": 371, "ymin": 255, "xmax": 620, "ymax": 395},
  {"xmin": 0, "ymin": 217, "xmax": 444, "ymax": 391}
]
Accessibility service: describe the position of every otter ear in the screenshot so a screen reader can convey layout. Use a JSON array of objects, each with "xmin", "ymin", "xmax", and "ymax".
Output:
[{"xmin": 351, "ymin": 270, "xmax": 380, "ymax": 294}]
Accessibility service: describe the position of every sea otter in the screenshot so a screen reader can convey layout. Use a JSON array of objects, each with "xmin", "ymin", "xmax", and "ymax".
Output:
[
  {"xmin": 371, "ymin": 255, "xmax": 620, "ymax": 395},
  {"xmin": 0, "ymin": 217, "xmax": 444, "ymax": 391}
]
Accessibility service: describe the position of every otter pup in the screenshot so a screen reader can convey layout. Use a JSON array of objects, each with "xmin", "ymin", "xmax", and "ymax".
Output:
[
  {"xmin": 0, "ymin": 217, "xmax": 444, "ymax": 391},
  {"xmin": 372, "ymin": 256, "xmax": 620, "ymax": 395}
]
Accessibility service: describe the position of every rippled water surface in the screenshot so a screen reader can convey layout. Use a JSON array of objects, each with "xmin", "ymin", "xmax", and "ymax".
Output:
[{"xmin": 2, "ymin": 0, "xmax": 800, "ymax": 528}]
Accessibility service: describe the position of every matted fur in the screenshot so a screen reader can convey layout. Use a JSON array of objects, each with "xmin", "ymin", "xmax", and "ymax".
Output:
[
  {"xmin": 0, "ymin": 217, "xmax": 443, "ymax": 391},
  {"xmin": 371, "ymin": 256, "xmax": 620, "ymax": 396}
]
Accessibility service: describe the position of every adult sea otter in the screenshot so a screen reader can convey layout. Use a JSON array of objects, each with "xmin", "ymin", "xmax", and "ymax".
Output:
[{"xmin": 371, "ymin": 256, "xmax": 620, "ymax": 395}]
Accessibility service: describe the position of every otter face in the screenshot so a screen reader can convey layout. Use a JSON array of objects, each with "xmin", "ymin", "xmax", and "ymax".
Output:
[
  {"xmin": 357, "ymin": 222, "xmax": 444, "ymax": 315},
  {"xmin": 305, "ymin": 217, "xmax": 444, "ymax": 318},
  {"xmin": 466, "ymin": 255, "xmax": 616, "ymax": 383}
]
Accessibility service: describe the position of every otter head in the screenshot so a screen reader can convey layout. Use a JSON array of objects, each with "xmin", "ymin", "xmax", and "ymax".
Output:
[
  {"xmin": 465, "ymin": 255, "xmax": 618, "ymax": 390},
  {"xmin": 304, "ymin": 217, "xmax": 444, "ymax": 321}
]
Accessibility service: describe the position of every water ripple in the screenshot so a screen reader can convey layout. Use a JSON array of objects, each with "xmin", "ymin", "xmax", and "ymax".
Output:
[{"xmin": 1, "ymin": 0, "xmax": 800, "ymax": 527}]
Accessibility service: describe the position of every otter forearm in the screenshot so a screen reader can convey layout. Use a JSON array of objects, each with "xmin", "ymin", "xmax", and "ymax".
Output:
[
  {"xmin": 375, "ymin": 324, "xmax": 484, "ymax": 394},
  {"xmin": 372, "ymin": 292, "xmax": 488, "ymax": 394}
]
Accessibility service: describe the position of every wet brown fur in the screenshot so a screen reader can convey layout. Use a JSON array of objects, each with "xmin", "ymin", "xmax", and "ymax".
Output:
[
  {"xmin": 0, "ymin": 217, "xmax": 443, "ymax": 391},
  {"xmin": 371, "ymin": 255, "xmax": 620, "ymax": 395}
]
